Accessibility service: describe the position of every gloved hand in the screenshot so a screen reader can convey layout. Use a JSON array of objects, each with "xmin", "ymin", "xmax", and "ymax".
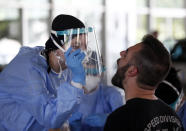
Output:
[
  {"xmin": 68, "ymin": 112, "xmax": 83, "ymax": 131},
  {"xmin": 65, "ymin": 47, "xmax": 86, "ymax": 85},
  {"xmin": 83, "ymin": 113, "xmax": 108, "ymax": 127}
]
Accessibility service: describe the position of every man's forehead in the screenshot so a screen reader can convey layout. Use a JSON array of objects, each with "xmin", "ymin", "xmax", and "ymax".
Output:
[{"xmin": 128, "ymin": 43, "xmax": 142, "ymax": 52}]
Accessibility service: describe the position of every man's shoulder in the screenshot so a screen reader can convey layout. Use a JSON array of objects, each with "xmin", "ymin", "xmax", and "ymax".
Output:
[
  {"xmin": 106, "ymin": 99, "xmax": 184, "ymax": 131},
  {"xmin": 109, "ymin": 104, "xmax": 130, "ymax": 118},
  {"xmin": 105, "ymin": 104, "xmax": 131, "ymax": 130}
]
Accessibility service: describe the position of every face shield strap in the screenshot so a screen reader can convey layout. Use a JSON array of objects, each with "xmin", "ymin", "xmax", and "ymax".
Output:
[
  {"xmin": 50, "ymin": 34, "xmax": 65, "ymax": 52},
  {"xmin": 51, "ymin": 30, "xmax": 65, "ymax": 45}
]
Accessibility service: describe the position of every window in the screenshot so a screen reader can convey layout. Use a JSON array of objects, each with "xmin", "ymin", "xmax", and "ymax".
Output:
[
  {"xmin": 153, "ymin": 0, "xmax": 184, "ymax": 8},
  {"xmin": 0, "ymin": 8, "xmax": 21, "ymax": 65},
  {"xmin": 25, "ymin": 9, "xmax": 49, "ymax": 47},
  {"xmin": 173, "ymin": 18, "xmax": 185, "ymax": 40},
  {"xmin": 136, "ymin": 15, "xmax": 148, "ymax": 42},
  {"xmin": 136, "ymin": 0, "xmax": 148, "ymax": 8}
]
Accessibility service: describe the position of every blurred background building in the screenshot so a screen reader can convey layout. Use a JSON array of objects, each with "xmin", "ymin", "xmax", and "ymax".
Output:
[{"xmin": 0, "ymin": 0, "xmax": 186, "ymax": 86}]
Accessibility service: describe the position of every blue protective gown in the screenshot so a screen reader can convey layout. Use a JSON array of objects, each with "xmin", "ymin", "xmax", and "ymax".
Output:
[
  {"xmin": 177, "ymin": 101, "xmax": 186, "ymax": 131},
  {"xmin": 0, "ymin": 46, "xmax": 84, "ymax": 131},
  {"xmin": 69, "ymin": 84, "xmax": 125, "ymax": 131}
]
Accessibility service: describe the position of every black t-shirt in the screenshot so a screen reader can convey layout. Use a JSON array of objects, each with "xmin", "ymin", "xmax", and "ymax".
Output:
[{"xmin": 104, "ymin": 98, "xmax": 184, "ymax": 131}]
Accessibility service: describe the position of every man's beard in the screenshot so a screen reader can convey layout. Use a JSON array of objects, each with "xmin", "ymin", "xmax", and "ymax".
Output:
[{"xmin": 111, "ymin": 63, "xmax": 130, "ymax": 89}]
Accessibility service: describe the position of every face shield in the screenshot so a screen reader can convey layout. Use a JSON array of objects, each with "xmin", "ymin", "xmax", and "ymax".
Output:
[
  {"xmin": 83, "ymin": 51, "xmax": 106, "ymax": 94},
  {"xmin": 50, "ymin": 27, "xmax": 104, "ymax": 80},
  {"xmin": 51, "ymin": 27, "xmax": 92, "ymax": 52}
]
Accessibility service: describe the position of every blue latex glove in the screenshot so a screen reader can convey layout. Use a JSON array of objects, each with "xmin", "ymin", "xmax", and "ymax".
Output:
[
  {"xmin": 83, "ymin": 113, "xmax": 108, "ymax": 127},
  {"xmin": 65, "ymin": 47, "xmax": 86, "ymax": 85},
  {"xmin": 69, "ymin": 112, "xmax": 83, "ymax": 123},
  {"xmin": 69, "ymin": 112, "xmax": 83, "ymax": 131}
]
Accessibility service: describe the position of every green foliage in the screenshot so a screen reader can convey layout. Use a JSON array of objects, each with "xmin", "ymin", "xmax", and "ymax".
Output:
[{"xmin": 0, "ymin": 21, "xmax": 9, "ymax": 38}]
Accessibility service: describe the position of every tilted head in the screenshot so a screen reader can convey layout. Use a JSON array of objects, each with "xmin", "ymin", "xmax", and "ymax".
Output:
[
  {"xmin": 112, "ymin": 34, "xmax": 171, "ymax": 90},
  {"xmin": 134, "ymin": 34, "xmax": 171, "ymax": 89}
]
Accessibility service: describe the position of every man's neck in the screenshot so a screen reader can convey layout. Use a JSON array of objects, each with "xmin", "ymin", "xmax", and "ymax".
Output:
[{"xmin": 125, "ymin": 82, "xmax": 158, "ymax": 101}]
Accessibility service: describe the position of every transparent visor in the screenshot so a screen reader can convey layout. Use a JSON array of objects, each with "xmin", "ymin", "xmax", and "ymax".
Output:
[{"xmin": 50, "ymin": 27, "xmax": 104, "ymax": 76}]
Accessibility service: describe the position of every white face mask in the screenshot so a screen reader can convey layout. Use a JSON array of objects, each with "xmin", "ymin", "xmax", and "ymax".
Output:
[{"xmin": 84, "ymin": 75, "xmax": 101, "ymax": 94}]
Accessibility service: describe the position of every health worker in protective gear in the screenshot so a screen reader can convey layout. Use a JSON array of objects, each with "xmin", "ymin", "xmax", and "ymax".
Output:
[
  {"xmin": 0, "ymin": 14, "xmax": 88, "ymax": 131},
  {"xmin": 67, "ymin": 52, "xmax": 125, "ymax": 131}
]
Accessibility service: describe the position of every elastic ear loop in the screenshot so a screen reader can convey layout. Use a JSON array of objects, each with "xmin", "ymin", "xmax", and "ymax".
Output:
[
  {"xmin": 57, "ymin": 56, "xmax": 68, "ymax": 80},
  {"xmin": 50, "ymin": 33, "xmax": 65, "ymax": 52},
  {"xmin": 50, "ymin": 32, "xmax": 65, "ymax": 78},
  {"xmin": 54, "ymin": 51, "xmax": 63, "ymax": 78},
  {"xmin": 57, "ymin": 59, "xmax": 62, "ymax": 78}
]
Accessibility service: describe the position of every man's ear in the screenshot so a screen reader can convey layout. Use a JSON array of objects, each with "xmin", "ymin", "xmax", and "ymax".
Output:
[{"xmin": 127, "ymin": 65, "xmax": 138, "ymax": 77}]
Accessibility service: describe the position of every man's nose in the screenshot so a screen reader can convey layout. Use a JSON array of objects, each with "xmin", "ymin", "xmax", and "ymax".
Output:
[{"xmin": 120, "ymin": 50, "xmax": 126, "ymax": 57}]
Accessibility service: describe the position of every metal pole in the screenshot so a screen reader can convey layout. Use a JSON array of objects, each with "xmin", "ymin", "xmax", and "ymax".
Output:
[
  {"xmin": 19, "ymin": 7, "xmax": 28, "ymax": 45},
  {"xmin": 101, "ymin": 0, "xmax": 107, "ymax": 83},
  {"xmin": 147, "ymin": 0, "xmax": 152, "ymax": 33},
  {"xmin": 19, "ymin": 8, "xmax": 23, "ymax": 45},
  {"xmin": 48, "ymin": 0, "xmax": 53, "ymax": 34},
  {"xmin": 184, "ymin": 0, "xmax": 186, "ymax": 35}
]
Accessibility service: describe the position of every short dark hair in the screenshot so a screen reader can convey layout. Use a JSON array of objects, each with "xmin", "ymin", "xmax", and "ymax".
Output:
[{"xmin": 132, "ymin": 34, "xmax": 171, "ymax": 89}]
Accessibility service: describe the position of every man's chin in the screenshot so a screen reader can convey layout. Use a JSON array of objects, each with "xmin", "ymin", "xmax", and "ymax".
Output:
[{"xmin": 111, "ymin": 72, "xmax": 124, "ymax": 90}]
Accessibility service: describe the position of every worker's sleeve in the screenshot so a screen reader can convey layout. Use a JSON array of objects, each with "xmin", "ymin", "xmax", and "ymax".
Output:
[
  {"xmin": 14, "ymin": 68, "xmax": 83, "ymax": 129},
  {"xmin": 106, "ymin": 87, "xmax": 125, "ymax": 111}
]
